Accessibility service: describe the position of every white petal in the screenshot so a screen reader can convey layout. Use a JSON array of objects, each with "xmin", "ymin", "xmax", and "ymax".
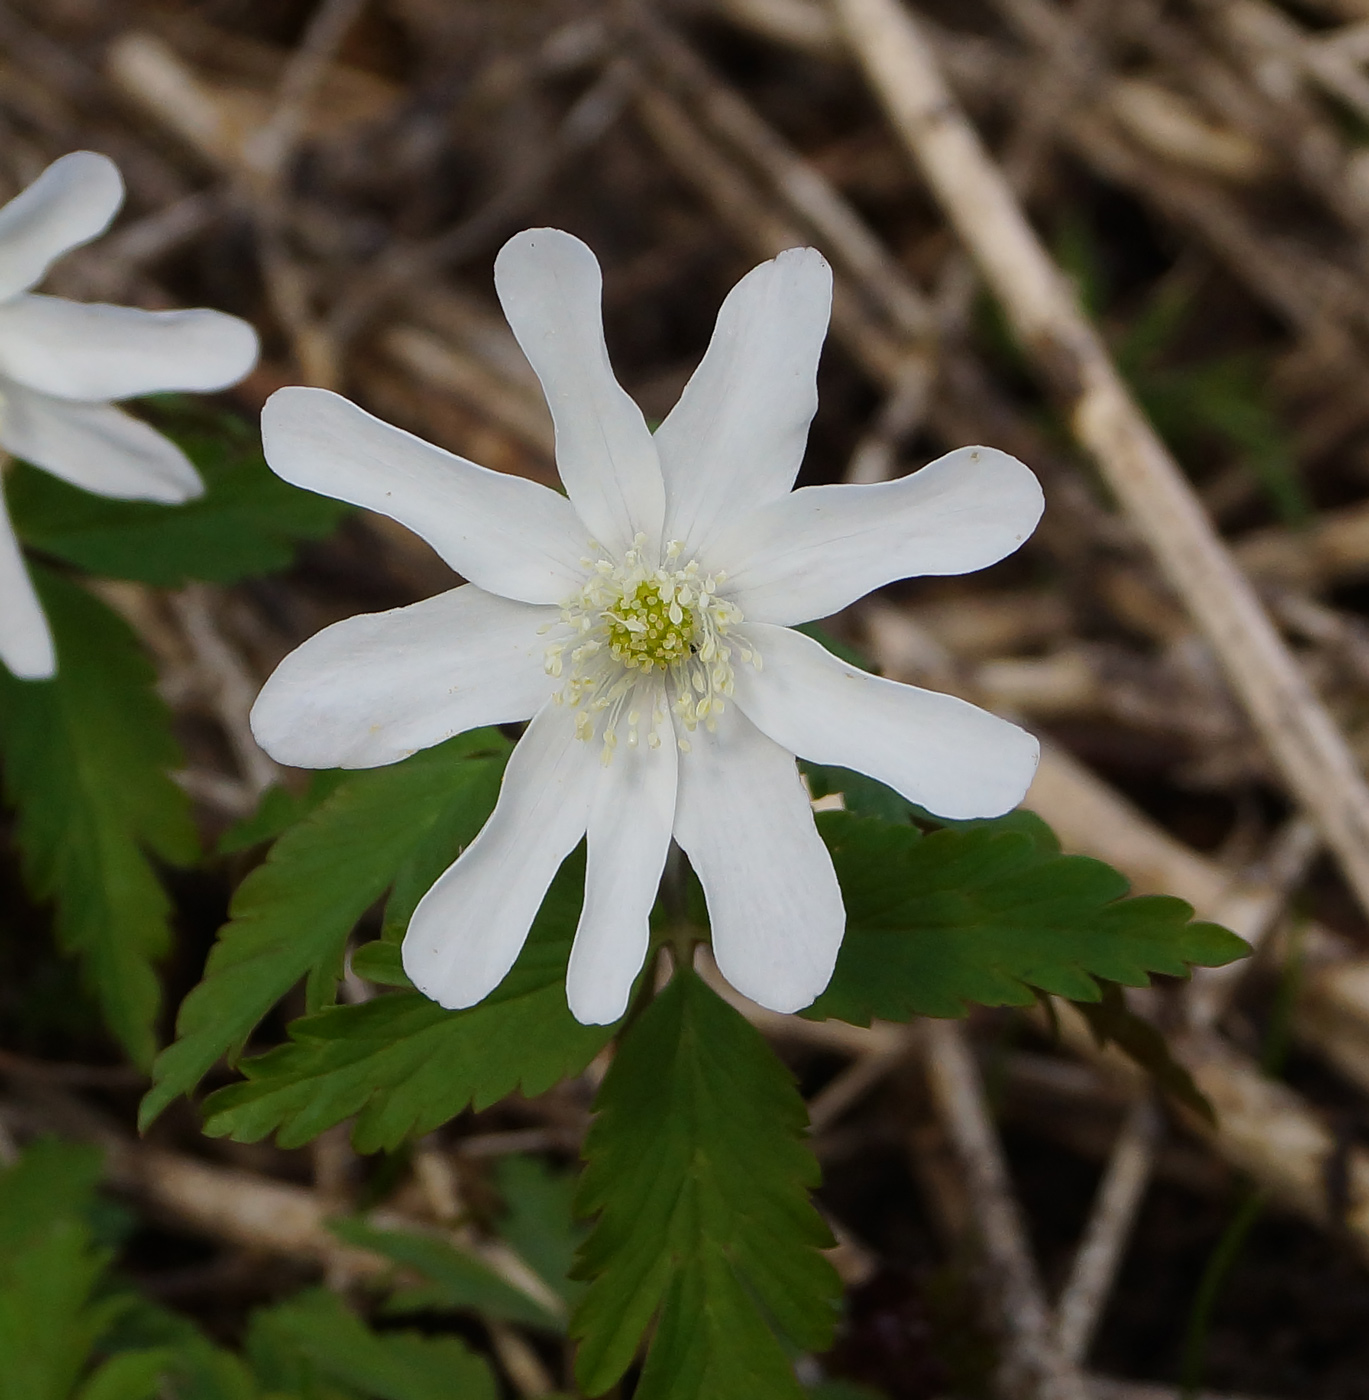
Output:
[
  {"xmin": 403, "ymin": 702, "xmax": 597, "ymax": 1010},
  {"xmin": 262, "ymin": 387, "xmax": 590, "ymax": 605},
  {"xmin": 250, "ymin": 585, "xmax": 555, "ymax": 770},
  {"xmin": 735, "ymin": 623, "xmax": 1040, "ymax": 819},
  {"xmin": 566, "ymin": 696, "xmax": 678, "ymax": 1024},
  {"xmin": 718, "ymin": 447, "xmax": 1044, "ymax": 626},
  {"xmin": 494, "ymin": 229, "xmax": 664, "ymax": 556},
  {"xmin": 0, "ymin": 295, "xmax": 258, "ymax": 401},
  {"xmin": 0, "ymin": 152, "xmax": 123, "ymax": 302},
  {"xmin": 0, "ymin": 381, "xmax": 202, "ymax": 503},
  {"xmin": 655, "ymin": 247, "xmax": 832, "ymax": 558},
  {"xmin": 672, "ymin": 705, "xmax": 844, "ymax": 1014},
  {"xmin": 0, "ymin": 485, "xmax": 54, "ymax": 679}
]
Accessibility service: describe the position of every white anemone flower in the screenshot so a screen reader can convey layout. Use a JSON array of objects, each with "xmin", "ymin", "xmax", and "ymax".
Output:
[
  {"xmin": 250, "ymin": 228, "xmax": 1044, "ymax": 1025},
  {"xmin": 0, "ymin": 151, "xmax": 260, "ymax": 679}
]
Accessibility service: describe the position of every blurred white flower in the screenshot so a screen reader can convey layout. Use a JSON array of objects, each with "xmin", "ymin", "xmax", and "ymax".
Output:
[
  {"xmin": 250, "ymin": 229, "xmax": 1043, "ymax": 1024},
  {"xmin": 0, "ymin": 151, "xmax": 259, "ymax": 679}
]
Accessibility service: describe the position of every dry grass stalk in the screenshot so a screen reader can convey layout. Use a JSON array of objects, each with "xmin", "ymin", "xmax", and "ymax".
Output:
[
  {"xmin": 1052, "ymin": 1099, "xmax": 1163, "ymax": 1364},
  {"xmin": 925, "ymin": 1018, "xmax": 1089, "ymax": 1400},
  {"xmin": 831, "ymin": 0, "xmax": 1369, "ymax": 925}
]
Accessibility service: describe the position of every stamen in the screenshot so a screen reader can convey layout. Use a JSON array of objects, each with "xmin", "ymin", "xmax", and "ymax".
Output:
[{"xmin": 542, "ymin": 540, "xmax": 756, "ymax": 762}]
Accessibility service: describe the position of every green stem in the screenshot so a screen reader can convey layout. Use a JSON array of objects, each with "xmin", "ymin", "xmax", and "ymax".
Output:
[{"xmin": 1179, "ymin": 1188, "xmax": 1264, "ymax": 1399}]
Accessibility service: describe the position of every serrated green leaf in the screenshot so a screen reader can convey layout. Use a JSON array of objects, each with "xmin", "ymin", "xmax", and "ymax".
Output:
[
  {"xmin": 802, "ymin": 762, "xmax": 914, "ymax": 825},
  {"xmin": 217, "ymin": 772, "xmax": 349, "ymax": 856},
  {"xmin": 0, "ymin": 569, "xmax": 198, "ymax": 1066},
  {"xmin": 0, "ymin": 1141, "xmax": 129, "ymax": 1400},
  {"xmin": 199, "ymin": 855, "xmax": 612, "ymax": 1152},
  {"xmin": 571, "ymin": 970, "xmax": 840, "ymax": 1399},
  {"xmin": 807, "ymin": 812, "xmax": 1248, "ymax": 1024},
  {"xmin": 246, "ymin": 1288, "xmax": 496, "ymax": 1400},
  {"xmin": 74, "ymin": 1349, "xmax": 174, "ymax": 1400},
  {"xmin": 494, "ymin": 1155, "xmax": 586, "ymax": 1309},
  {"xmin": 0, "ymin": 1137, "xmax": 104, "ymax": 1255},
  {"xmin": 349, "ymin": 941, "xmax": 410, "ymax": 987},
  {"xmin": 158, "ymin": 1341, "xmax": 259, "ymax": 1400},
  {"xmin": 0, "ymin": 1223, "xmax": 120, "ymax": 1400},
  {"xmin": 9, "ymin": 412, "xmax": 349, "ymax": 587},
  {"xmin": 332, "ymin": 1217, "xmax": 561, "ymax": 1330},
  {"xmin": 141, "ymin": 731, "xmax": 508, "ymax": 1130}
]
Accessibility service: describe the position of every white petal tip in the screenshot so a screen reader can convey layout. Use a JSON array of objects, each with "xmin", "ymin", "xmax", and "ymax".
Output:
[
  {"xmin": 401, "ymin": 940, "xmax": 487, "ymax": 1013},
  {"xmin": 51, "ymin": 150, "xmax": 124, "ymax": 205},
  {"xmin": 1, "ymin": 618, "xmax": 57, "ymax": 681},
  {"xmin": 8, "ymin": 656, "xmax": 57, "ymax": 682},
  {"xmin": 915, "ymin": 727, "xmax": 1042, "ymax": 821},
  {"xmin": 190, "ymin": 310, "xmax": 260, "ymax": 390},
  {"xmin": 565, "ymin": 983, "xmax": 631, "ymax": 1026},
  {"xmin": 495, "ymin": 226, "xmax": 594, "ymax": 270},
  {"xmin": 726, "ymin": 974, "xmax": 823, "ymax": 1017}
]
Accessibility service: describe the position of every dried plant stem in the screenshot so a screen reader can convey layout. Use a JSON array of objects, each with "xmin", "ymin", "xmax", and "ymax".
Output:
[
  {"xmin": 832, "ymin": 0, "xmax": 1369, "ymax": 923},
  {"xmin": 1053, "ymin": 1098, "xmax": 1162, "ymax": 1364},
  {"xmin": 925, "ymin": 1018, "xmax": 1089, "ymax": 1400},
  {"xmin": 168, "ymin": 583, "xmax": 280, "ymax": 798},
  {"xmin": 631, "ymin": 79, "xmax": 908, "ymax": 381}
]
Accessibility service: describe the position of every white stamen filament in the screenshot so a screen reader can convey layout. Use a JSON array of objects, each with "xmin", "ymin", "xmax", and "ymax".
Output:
[{"xmin": 544, "ymin": 533, "xmax": 758, "ymax": 760}]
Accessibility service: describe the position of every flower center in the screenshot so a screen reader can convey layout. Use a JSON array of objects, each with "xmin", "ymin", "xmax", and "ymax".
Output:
[
  {"xmin": 543, "ymin": 535, "xmax": 758, "ymax": 762},
  {"xmin": 605, "ymin": 579, "xmax": 693, "ymax": 671}
]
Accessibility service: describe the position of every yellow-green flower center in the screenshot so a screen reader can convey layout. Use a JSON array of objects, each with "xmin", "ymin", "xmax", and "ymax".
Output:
[
  {"xmin": 606, "ymin": 580, "xmax": 694, "ymax": 671},
  {"xmin": 543, "ymin": 534, "xmax": 758, "ymax": 762}
]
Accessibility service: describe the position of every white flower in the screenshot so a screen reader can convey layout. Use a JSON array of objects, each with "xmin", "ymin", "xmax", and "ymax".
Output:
[
  {"xmin": 0, "ymin": 152, "xmax": 260, "ymax": 679},
  {"xmin": 250, "ymin": 229, "xmax": 1043, "ymax": 1025}
]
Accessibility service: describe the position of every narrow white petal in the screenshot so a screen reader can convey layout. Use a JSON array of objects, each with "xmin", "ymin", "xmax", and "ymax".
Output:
[
  {"xmin": 494, "ymin": 229, "xmax": 664, "ymax": 556},
  {"xmin": 718, "ymin": 446, "xmax": 1044, "ymax": 625},
  {"xmin": 655, "ymin": 247, "xmax": 832, "ymax": 558},
  {"xmin": 0, "ymin": 382, "xmax": 202, "ymax": 503},
  {"xmin": 567, "ymin": 697, "xmax": 678, "ymax": 1024},
  {"xmin": 250, "ymin": 585, "xmax": 555, "ymax": 770},
  {"xmin": 0, "ymin": 485, "xmax": 54, "ymax": 679},
  {"xmin": 403, "ymin": 702, "xmax": 597, "ymax": 1010},
  {"xmin": 736, "ymin": 623, "xmax": 1040, "ymax": 819},
  {"xmin": 0, "ymin": 296, "xmax": 258, "ymax": 401},
  {"xmin": 673, "ymin": 705, "xmax": 844, "ymax": 1014},
  {"xmin": 262, "ymin": 387, "xmax": 591, "ymax": 605},
  {"xmin": 0, "ymin": 152, "xmax": 123, "ymax": 302}
]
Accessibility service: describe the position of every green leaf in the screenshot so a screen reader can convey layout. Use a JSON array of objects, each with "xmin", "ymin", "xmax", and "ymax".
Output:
[
  {"xmin": 158, "ymin": 1342, "xmax": 260, "ymax": 1400},
  {"xmin": 74, "ymin": 1350, "xmax": 174, "ymax": 1400},
  {"xmin": 494, "ymin": 1155, "xmax": 587, "ymax": 1309},
  {"xmin": 217, "ymin": 772, "xmax": 348, "ymax": 855},
  {"xmin": 246, "ymin": 1288, "xmax": 496, "ymax": 1400},
  {"xmin": 8, "ymin": 410, "xmax": 349, "ymax": 587},
  {"xmin": 141, "ymin": 731, "xmax": 508, "ymax": 1130},
  {"xmin": 199, "ymin": 855, "xmax": 613, "ymax": 1152},
  {"xmin": 571, "ymin": 970, "xmax": 840, "ymax": 1399},
  {"xmin": 349, "ymin": 941, "xmax": 411, "ymax": 987},
  {"xmin": 808, "ymin": 812, "xmax": 1248, "ymax": 1025},
  {"xmin": 802, "ymin": 763, "xmax": 914, "ymax": 825},
  {"xmin": 0, "ymin": 569, "xmax": 198, "ymax": 1067},
  {"xmin": 0, "ymin": 1141, "xmax": 128, "ymax": 1400},
  {"xmin": 0, "ymin": 1223, "xmax": 121, "ymax": 1400},
  {"xmin": 332, "ymin": 1217, "xmax": 562, "ymax": 1330},
  {"xmin": 0, "ymin": 1137, "xmax": 105, "ymax": 1255},
  {"xmin": 1073, "ymin": 981, "xmax": 1215, "ymax": 1124}
]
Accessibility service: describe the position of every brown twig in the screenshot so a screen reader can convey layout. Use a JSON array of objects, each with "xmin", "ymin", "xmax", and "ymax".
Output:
[
  {"xmin": 1053, "ymin": 1099, "xmax": 1163, "ymax": 1364},
  {"xmin": 832, "ymin": 0, "xmax": 1369, "ymax": 925},
  {"xmin": 924, "ymin": 1018, "xmax": 1089, "ymax": 1400}
]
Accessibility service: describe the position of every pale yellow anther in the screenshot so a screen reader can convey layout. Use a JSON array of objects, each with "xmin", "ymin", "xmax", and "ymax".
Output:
[{"xmin": 543, "ymin": 543, "xmax": 756, "ymax": 764}]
